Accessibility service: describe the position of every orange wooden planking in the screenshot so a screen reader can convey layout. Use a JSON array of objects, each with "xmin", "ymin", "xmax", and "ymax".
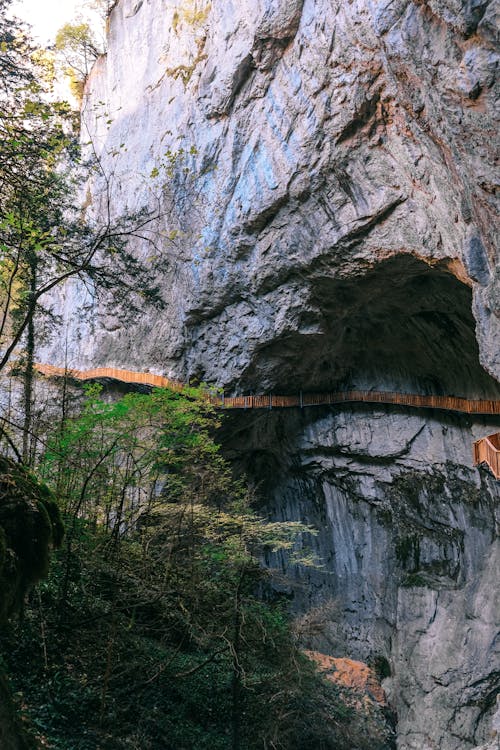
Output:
[
  {"xmin": 33, "ymin": 362, "xmax": 500, "ymax": 416},
  {"xmin": 32, "ymin": 362, "xmax": 500, "ymax": 478}
]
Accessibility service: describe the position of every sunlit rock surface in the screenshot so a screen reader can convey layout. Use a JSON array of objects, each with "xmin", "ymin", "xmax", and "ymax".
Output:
[
  {"xmin": 41, "ymin": 1, "xmax": 500, "ymax": 748},
  {"xmin": 47, "ymin": 0, "xmax": 499, "ymax": 392}
]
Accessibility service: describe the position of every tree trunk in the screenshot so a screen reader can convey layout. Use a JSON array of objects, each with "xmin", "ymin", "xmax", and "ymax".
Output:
[{"xmin": 231, "ymin": 573, "xmax": 244, "ymax": 750}]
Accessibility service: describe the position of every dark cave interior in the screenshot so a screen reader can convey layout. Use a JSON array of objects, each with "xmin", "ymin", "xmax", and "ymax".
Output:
[{"xmin": 240, "ymin": 255, "xmax": 500, "ymax": 399}]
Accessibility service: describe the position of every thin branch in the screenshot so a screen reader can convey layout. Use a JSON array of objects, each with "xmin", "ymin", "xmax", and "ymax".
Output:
[{"xmin": 173, "ymin": 645, "xmax": 229, "ymax": 679}]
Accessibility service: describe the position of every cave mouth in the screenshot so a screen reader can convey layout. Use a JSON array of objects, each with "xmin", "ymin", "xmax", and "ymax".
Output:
[{"xmin": 240, "ymin": 255, "xmax": 500, "ymax": 399}]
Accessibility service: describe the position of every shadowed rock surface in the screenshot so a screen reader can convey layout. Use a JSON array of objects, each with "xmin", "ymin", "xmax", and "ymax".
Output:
[
  {"xmin": 221, "ymin": 405, "xmax": 500, "ymax": 750},
  {"xmin": 44, "ymin": 0, "xmax": 500, "ymax": 389}
]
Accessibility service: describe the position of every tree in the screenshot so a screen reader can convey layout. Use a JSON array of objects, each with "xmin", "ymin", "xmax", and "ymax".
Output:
[
  {"xmin": 0, "ymin": 454, "xmax": 63, "ymax": 750},
  {"xmin": 54, "ymin": 21, "xmax": 103, "ymax": 101},
  {"xmin": 84, "ymin": 0, "xmax": 118, "ymax": 21},
  {"xmin": 15, "ymin": 382, "xmax": 394, "ymax": 749},
  {"xmin": 38, "ymin": 384, "xmax": 298, "ymax": 745},
  {"xmin": 0, "ymin": 0, "xmax": 164, "ymax": 457},
  {"xmin": 52, "ymin": 0, "xmax": 120, "ymax": 101}
]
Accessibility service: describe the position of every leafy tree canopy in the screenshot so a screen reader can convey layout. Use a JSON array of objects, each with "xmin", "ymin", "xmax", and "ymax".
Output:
[{"xmin": 3, "ymin": 381, "xmax": 392, "ymax": 750}]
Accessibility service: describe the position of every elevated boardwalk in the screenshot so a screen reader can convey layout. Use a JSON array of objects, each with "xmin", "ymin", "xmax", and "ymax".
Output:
[
  {"xmin": 34, "ymin": 363, "xmax": 500, "ymax": 479},
  {"xmin": 34, "ymin": 363, "xmax": 500, "ymax": 416},
  {"xmin": 473, "ymin": 433, "xmax": 500, "ymax": 480},
  {"xmin": 35, "ymin": 363, "xmax": 186, "ymax": 393}
]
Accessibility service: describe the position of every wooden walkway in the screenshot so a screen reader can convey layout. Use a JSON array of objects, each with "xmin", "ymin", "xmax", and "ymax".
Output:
[
  {"xmin": 34, "ymin": 363, "xmax": 500, "ymax": 479},
  {"xmin": 473, "ymin": 433, "xmax": 500, "ymax": 479},
  {"xmin": 34, "ymin": 363, "xmax": 500, "ymax": 416}
]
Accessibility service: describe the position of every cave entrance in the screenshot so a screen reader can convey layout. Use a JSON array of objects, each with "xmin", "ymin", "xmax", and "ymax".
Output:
[{"xmin": 244, "ymin": 255, "xmax": 500, "ymax": 399}]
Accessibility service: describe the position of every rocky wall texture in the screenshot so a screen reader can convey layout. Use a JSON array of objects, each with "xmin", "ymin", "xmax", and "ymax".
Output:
[
  {"xmin": 223, "ymin": 405, "xmax": 500, "ymax": 750},
  {"xmin": 45, "ymin": 0, "xmax": 500, "ymax": 395},
  {"xmin": 40, "ymin": 1, "xmax": 500, "ymax": 748}
]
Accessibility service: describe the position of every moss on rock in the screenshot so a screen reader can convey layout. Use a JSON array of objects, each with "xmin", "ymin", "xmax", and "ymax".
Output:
[
  {"xmin": 0, "ymin": 673, "xmax": 37, "ymax": 750},
  {"xmin": 0, "ymin": 455, "xmax": 63, "ymax": 750},
  {"xmin": 0, "ymin": 456, "xmax": 63, "ymax": 623}
]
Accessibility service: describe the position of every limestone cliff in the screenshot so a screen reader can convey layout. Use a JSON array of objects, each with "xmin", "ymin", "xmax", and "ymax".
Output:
[{"xmin": 42, "ymin": 1, "xmax": 500, "ymax": 748}]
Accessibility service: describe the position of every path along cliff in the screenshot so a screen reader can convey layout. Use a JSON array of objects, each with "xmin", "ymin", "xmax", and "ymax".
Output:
[
  {"xmin": 39, "ymin": 1, "xmax": 500, "ymax": 748},
  {"xmin": 35, "ymin": 362, "xmax": 500, "ymax": 479}
]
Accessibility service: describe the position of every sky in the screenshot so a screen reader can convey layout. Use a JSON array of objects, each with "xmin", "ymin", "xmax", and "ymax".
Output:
[{"xmin": 11, "ymin": 0, "xmax": 84, "ymax": 44}]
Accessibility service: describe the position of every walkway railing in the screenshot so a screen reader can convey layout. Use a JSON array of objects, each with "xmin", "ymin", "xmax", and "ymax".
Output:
[
  {"xmin": 221, "ymin": 391, "xmax": 500, "ymax": 415},
  {"xmin": 33, "ymin": 363, "xmax": 500, "ymax": 416},
  {"xmin": 33, "ymin": 362, "xmax": 500, "ymax": 480},
  {"xmin": 34, "ymin": 364, "xmax": 186, "ymax": 393},
  {"xmin": 473, "ymin": 433, "xmax": 500, "ymax": 479}
]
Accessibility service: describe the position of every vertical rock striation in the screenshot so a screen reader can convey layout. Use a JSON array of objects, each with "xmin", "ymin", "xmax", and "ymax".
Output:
[
  {"xmin": 47, "ymin": 0, "xmax": 500, "ymax": 391},
  {"xmin": 222, "ymin": 406, "xmax": 499, "ymax": 749}
]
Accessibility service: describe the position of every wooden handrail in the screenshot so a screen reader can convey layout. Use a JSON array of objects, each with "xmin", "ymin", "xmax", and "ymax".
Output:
[
  {"xmin": 473, "ymin": 434, "xmax": 500, "ymax": 479},
  {"xmin": 31, "ymin": 362, "xmax": 500, "ymax": 479},
  {"xmin": 34, "ymin": 363, "xmax": 185, "ymax": 393},
  {"xmin": 33, "ymin": 362, "xmax": 500, "ymax": 416}
]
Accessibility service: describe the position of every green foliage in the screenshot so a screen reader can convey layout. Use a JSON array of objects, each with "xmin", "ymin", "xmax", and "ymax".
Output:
[
  {"xmin": 0, "ymin": 670, "xmax": 38, "ymax": 750},
  {"xmin": 371, "ymin": 655, "xmax": 391, "ymax": 681},
  {"xmin": 84, "ymin": 0, "xmax": 118, "ymax": 20},
  {"xmin": 54, "ymin": 22, "xmax": 102, "ymax": 99},
  {"xmin": 0, "ymin": 0, "xmax": 165, "ymax": 465},
  {"xmin": 0, "ymin": 8, "xmax": 394, "ymax": 744},
  {"xmin": 172, "ymin": 1, "xmax": 212, "ymax": 32},
  {"xmin": 55, "ymin": 22, "xmax": 100, "ymax": 57},
  {"xmin": 395, "ymin": 533, "xmax": 420, "ymax": 568},
  {"xmin": 0, "ymin": 386, "xmax": 394, "ymax": 749},
  {"xmin": 401, "ymin": 572, "xmax": 427, "ymax": 588}
]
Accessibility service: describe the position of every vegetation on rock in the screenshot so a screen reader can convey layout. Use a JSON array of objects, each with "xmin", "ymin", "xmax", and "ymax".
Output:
[{"xmin": 0, "ymin": 455, "xmax": 63, "ymax": 750}]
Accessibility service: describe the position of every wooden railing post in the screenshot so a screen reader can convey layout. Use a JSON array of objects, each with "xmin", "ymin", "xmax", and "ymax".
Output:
[
  {"xmin": 472, "ymin": 434, "xmax": 500, "ymax": 480},
  {"xmin": 31, "ymin": 362, "xmax": 500, "ymax": 428}
]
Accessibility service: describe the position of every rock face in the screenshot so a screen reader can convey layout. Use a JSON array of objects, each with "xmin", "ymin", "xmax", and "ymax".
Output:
[
  {"xmin": 49, "ymin": 0, "xmax": 500, "ymax": 394},
  {"xmin": 0, "ymin": 456, "xmax": 63, "ymax": 622},
  {"xmin": 222, "ymin": 406, "xmax": 500, "ymax": 750},
  {"xmin": 43, "ymin": 0, "xmax": 500, "ymax": 748}
]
